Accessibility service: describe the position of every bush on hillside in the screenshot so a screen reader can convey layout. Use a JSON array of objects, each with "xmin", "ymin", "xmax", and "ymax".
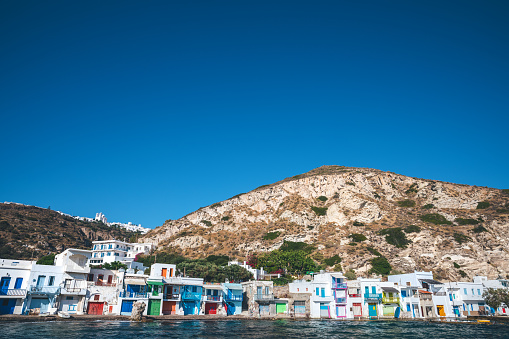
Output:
[
  {"xmin": 279, "ymin": 241, "xmax": 316, "ymax": 254},
  {"xmin": 455, "ymin": 218, "xmax": 480, "ymax": 225},
  {"xmin": 349, "ymin": 233, "xmax": 367, "ymax": 242},
  {"xmin": 476, "ymin": 201, "xmax": 490, "ymax": 209},
  {"xmin": 472, "ymin": 225, "xmax": 488, "ymax": 233},
  {"xmin": 420, "ymin": 213, "xmax": 452, "ymax": 225},
  {"xmin": 453, "ymin": 233, "xmax": 472, "ymax": 244},
  {"xmin": 404, "ymin": 225, "xmax": 421, "ymax": 233},
  {"xmin": 36, "ymin": 253, "xmax": 55, "ymax": 265},
  {"xmin": 366, "ymin": 246, "xmax": 382, "ymax": 257},
  {"xmin": 379, "ymin": 228, "xmax": 412, "ymax": 248},
  {"xmin": 311, "ymin": 206, "xmax": 328, "ymax": 216},
  {"xmin": 369, "ymin": 256, "xmax": 392, "ymax": 275},
  {"xmin": 353, "ymin": 221, "xmax": 364, "ymax": 226},
  {"xmin": 317, "ymin": 196, "xmax": 328, "ymax": 202},
  {"xmin": 201, "ymin": 220, "xmax": 212, "ymax": 227},
  {"xmin": 397, "ymin": 200, "xmax": 416, "ymax": 207},
  {"xmin": 263, "ymin": 231, "xmax": 281, "ymax": 240},
  {"xmin": 422, "ymin": 204, "xmax": 434, "ymax": 209},
  {"xmin": 323, "ymin": 255, "xmax": 342, "ymax": 267}
]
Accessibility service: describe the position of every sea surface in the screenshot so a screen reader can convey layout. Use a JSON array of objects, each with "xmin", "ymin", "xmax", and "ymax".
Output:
[{"xmin": 0, "ymin": 319, "xmax": 508, "ymax": 339}]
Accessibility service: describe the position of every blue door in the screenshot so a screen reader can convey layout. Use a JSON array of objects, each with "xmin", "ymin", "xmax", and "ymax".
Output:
[
  {"xmin": 0, "ymin": 299, "xmax": 16, "ymax": 314},
  {"xmin": 226, "ymin": 302, "xmax": 235, "ymax": 315},
  {"xmin": 14, "ymin": 278, "xmax": 23, "ymax": 289},
  {"xmin": 371, "ymin": 286, "xmax": 376, "ymax": 294},
  {"xmin": 395, "ymin": 307, "xmax": 401, "ymax": 318},
  {"xmin": 0, "ymin": 277, "xmax": 11, "ymax": 294},
  {"xmin": 36, "ymin": 276, "xmax": 45, "ymax": 289},
  {"xmin": 183, "ymin": 301, "xmax": 195, "ymax": 315},
  {"xmin": 368, "ymin": 304, "xmax": 377, "ymax": 317},
  {"xmin": 121, "ymin": 300, "xmax": 134, "ymax": 315},
  {"xmin": 30, "ymin": 298, "xmax": 50, "ymax": 313}
]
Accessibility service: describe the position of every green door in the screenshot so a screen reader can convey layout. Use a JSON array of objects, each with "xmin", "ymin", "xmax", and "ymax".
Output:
[
  {"xmin": 148, "ymin": 299, "xmax": 161, "ymax": 316},
  {"xmin": 276, "ymin": 303, "xmax": 286, "ymax": 314}
]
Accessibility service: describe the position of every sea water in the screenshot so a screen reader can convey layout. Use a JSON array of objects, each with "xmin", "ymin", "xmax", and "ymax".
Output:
[{"xmin": 0, "ymin": 319, "xmax": 507, "ymax": 338}]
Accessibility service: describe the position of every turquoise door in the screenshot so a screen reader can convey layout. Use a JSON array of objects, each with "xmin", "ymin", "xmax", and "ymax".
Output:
[
  {"xmin": 368, "ymin": 304, "xmax": 377, "ymax": 317},
  {"xmin": 395, "ymin": 307, "xmax": 401, "ymax": 318},
  {"xmin": 183, "ymin": 301, "xmax": 195, "ymax": 315},
  {"xmin": 36, "ymin": 276, "xmax": 45, "ymax": 289},
  {"xmin": 30, "ymin": 298, "xmax": 50, "ymax": 313}
]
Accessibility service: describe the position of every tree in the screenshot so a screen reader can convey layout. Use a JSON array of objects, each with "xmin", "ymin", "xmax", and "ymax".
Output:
[
  {"xmin": 369, "ymin": 257, "xmax": 392, "ymax": 275},
  {"xmin": 483, "ymin": 288, "xmax": 509, "ymax": 313}
]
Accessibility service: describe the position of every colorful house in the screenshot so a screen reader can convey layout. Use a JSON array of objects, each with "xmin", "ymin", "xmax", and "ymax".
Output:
[
  {"xmin": 222, "ymin": 283, "xmax": 243, "ymax": 315},
  {"xmin": 86, "ymin": 268, "xmax": 121, "ymax": 315},
  {"xmin": 380, "ymin": 282, "xmax": 401, "ymax": 318},
  {"xmin": 201, "ymin": 284, "xmax": 224, "ymax": 315},
  {"xmin": 358, "ymin": 278, "xmax": 383, "ymax": 319},
  {"xmin": 119, "ymin": 272, "xmax": 148, "ymax": 315}
]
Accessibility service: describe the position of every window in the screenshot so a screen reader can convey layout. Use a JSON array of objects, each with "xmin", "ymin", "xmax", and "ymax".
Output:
[
  {"xmin": 116, "ymin": 245, "xmax": 119, "ymax": 248},
  {"xmin": 48, "ymin": 276, "xmax": 55, "ymax": 286},
  {"xmin": 471, "ymin": 289, "xmax": 474, "ymax": 295},
  {"xmin": 101, "ymin": 253, "xmax": 105, "ymax": 257},
  {"xmin": 371, "ymin": 286, "xmax": 376, "ymax": 294},
  {"xmin": 115, "ymin": 253, "xmax": 119, "ymax": 256},
  {"xmin": 463, "ymin": 288, "xmax": 467, "ymax": 295},
  {"xmin": 406, "ymin": 304, "xmax": 411, "ymax": 312},
  {"xmin": 107, "ymin": 252, "xmax": 111, "ymax": 256},
  {"xmin": 265, "ymin": 286, "xmax": 269, "ymax": 295},
  {"xmin": 477, "ymin": 289, "xmax": 481, "ymax": 295},
  {"xmin": 297, "ymin": 288, "xmax": 300, "ymax": 292},
  {"xmin": 87, "ymin": 274, "xmax": 94, "ymax": 282},
  {"xmin": 66, "ymin": 296, "xmax": 73, "ymax": 300},
  {"xmin": 449, "ymin": 294, "xmax": 453, "ymax": 301},
  {"xmin": 14, "ymin": 278, "xmax": 23, "ymax": 289},
  {"xmin": 109, "ymin": 244, "xmax": 112, "ymax": 249},
  {"xmin": 316, "ymin": 287, "xmax": 319, "ymax": 296},
  {"xmin": 306, "ymin": 288, "xmax": 308, "ymax": 292}
]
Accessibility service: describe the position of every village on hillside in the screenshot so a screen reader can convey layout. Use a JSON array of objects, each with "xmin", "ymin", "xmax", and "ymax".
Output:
[{"xmin": 1, "ymin": 239, "xmax": 508, "ymax": 319}]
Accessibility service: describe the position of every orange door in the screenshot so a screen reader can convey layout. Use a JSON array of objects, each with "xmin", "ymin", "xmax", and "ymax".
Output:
[
  {"xmin": 163, "ymin": 301, "xmax": 176, "ymax": 315},
  {"xmin": 162, "ymin": 268, "xmax": 167, "ymax": 278}
]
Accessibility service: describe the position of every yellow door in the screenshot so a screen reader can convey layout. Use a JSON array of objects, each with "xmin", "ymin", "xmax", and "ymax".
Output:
[{"xmin": 437, "ymin": 305, "xmax": 445, "ymax": 317}]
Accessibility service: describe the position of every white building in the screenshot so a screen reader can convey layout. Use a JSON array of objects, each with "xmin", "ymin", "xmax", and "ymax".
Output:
[
  {"xmin": 89, "ymin": 240, "xmax": 155, "ymax": 270},
  {"xmin": 448, "ymin": 281, "xmax": 486, "ymax": 316},
  {"xmin": 95, "ymin": 212, "xmax": 108, "ymax": 224},
  {"xmin": 474, "ymin": 276, "xmax": 509, "ymax": 315},
  {"xmin": 0, "ymin": 259, "xmax": 34, "ymax": 315},
  {"xmin": 228, "ymin": 261, "xmax": 265, "ymax": 280}
]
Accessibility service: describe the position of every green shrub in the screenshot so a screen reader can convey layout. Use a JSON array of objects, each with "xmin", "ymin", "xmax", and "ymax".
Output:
[
  {"xmin": 348, "ymin": 242, "xmax": 358, "ymax": 246},
  {"xmin": 221, "ymin": 216, "xmax": 230, "ymax": 221},
  {"xmin": 279, "ymin": 241, "xmax": 316, "ymax": 254},
  {"xmin": 346, "ymin": 181, "xmax": 355, "ymax": 186},
  {"xmin": 263, "ymin": 231, "xmax": 281, "ymax": 240},
  {"xmin": 472, "ymin": 225, "xmax": 488, "ymax": 233},
  {"xmin": 459, "ymin": 270, "xmax": 467, "ymax": 278},
  {"xmin": 349, "ymin": 233, "xmax": 367, "ymax": 242},
  {"xmin": 307, "ymin": 225, "xmax": 314, "ymax": 230},
  {"xmin": 404, "ymin": 225, "xmax": 421, "ymax": 233},
  {"xmin": 201, "ymin": 220, "xmax": 212, "ymax": 227},
  {"xmin": 353, "ymin": 221, "xmax": 364, "ymax": 226},
  {"xmin": 210, "ymin": 202, "xmax": 222, "ymax": 208},
  {"xmin": 397, "ymin": 200, "xmax": 416, "ymax": 207},
  {"xmin": 420, "ymin": 213, "xmax": 452, "ymax": 225},
  {"xmin": 323, "ymin": 255, "xmax": 342, "ymax": 267},
  {"xmin": 502, "ymin": 189, "xmax": 509, "ymax": 196},
  {"xmin": 366, "ymin": 247, "xmax": 381, "ymax": 256},
  {"xmin": 317, "ymin": 196, "xmax": 328, "ymax": 202},
  {"xmin": 373, "ymin": 193, "xmax": 381, "ymax": 199},
  {"xmin": 422, "ymin": 204, "xmax": 434, "ymax": 209},
  {"xmin": 36, "ymin": 253, "xmax": 55, "ymax": 265},
  {"xmin": 333, "ymin": 264, "xmax": 343, "ymax": 272},
  {"xmin": 453, "ymin": 233, "xmax": 472, "ymax": 244},
  {"xmin": 453, "ymin": 262, "xmax": 461, "ymax": 269},
  {"xmin": 476, "ymin": 201, "xmax": 490, "ymax": 209},
  {"xmin": 273, "ymin": 276, "xmax": 293, "ymax": 286},
  {"xmin": 344, "ymin": 269, "xmax": 357, "ymax": 280},
  {"xmin": 311, "ymin": 206, "xmax": 328, "ymax": 216},
  {"xmin": 379, "ymin": 228, "xmax": 412, "ymax": 248},
  {"xmin": 455, "ymin": 218, "xmax": 480, "ymax": 225},
  {"xmin": 405, "ymin": 183, "xmax": 418, "ymax": 194},
  {"xmin": 369, "ymin": 256, "xmax": 392, "ymax": 275}
]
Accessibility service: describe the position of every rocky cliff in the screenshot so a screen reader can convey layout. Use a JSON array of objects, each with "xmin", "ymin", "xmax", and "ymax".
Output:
[{"xmin": 143, "ymin": 166, "xmax": 509, "ymax": 281}]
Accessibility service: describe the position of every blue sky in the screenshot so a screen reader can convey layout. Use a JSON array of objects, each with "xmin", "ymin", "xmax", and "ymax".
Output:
[{"xmin": 1, "ymin": 1, "xmax": 508, "ymax": 228}]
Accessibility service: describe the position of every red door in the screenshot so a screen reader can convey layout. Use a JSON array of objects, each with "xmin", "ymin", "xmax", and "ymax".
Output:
[
  {"xmin": 163, "ymin": 301, "xmax": 176, "ymax": 315},
  {"xmin": 87, "ymin": 302, "xmax": 104, "ymax": 315},
  {"xmin": 205, "ymin": 303, "xmax": 217, "ymax": 314}
]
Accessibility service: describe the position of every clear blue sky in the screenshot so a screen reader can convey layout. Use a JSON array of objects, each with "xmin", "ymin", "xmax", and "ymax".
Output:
[{"xmin": 1, "ymin": 1, "xmax": 508, "ymax": 228}]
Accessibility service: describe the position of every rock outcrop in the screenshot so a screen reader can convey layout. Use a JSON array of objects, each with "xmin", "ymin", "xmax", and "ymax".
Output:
[{"xmin": 143, "ymin": 166, "xmax": 509, "ymax": 281}]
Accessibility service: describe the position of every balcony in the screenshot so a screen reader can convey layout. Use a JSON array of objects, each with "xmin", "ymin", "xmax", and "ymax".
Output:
[
  {"xmin": 335, "ymin": 297, "xmax": 347, "ymax": 304},
  {"xmin": 120, "ymin": 291, "xmax": 147, "ymax": 298},
  {"xmin": 364, "ymin": 293, "xmax": 382, "ymax": 301},
  {"xmin": 225, "ymin": 294, "xmax": 242, "ymax": 302},
  {"xmin": 348, "ymin": 294, "xmax": 362, "ymax": 298},
  {"xmin": 0, "ymin": 289, "xmax": 27, "ymax": 297},
  {"xmin": 461, "ymin": 294, "xmax": 484, "ymax": 302},
  {"xmin": 181, "ymin": 291, "xmax": 202, "ymax": 301},
  {"xmin": 382, "ymin": 296, "xmax": 400, "ymax": 304},
  {"xmin": 311, "ymin": 294, "xmax": 334, "ymax": 303},
  {"xmin": 254, "ymin": 293, "xmax": 274, "ymax": 302},
  {"xmin": 164, "ymin": 293, "xmax": 181, "ymax": 301},
  {"xmin": 203, "ymin": 295, "xmax": 222, "ymax": 302},
  {"xmin": 95, "ymin": 281, "xmax": 117, "ymax": 287},
  {"xmin": 433, "ymin": 292, "xmax": 447, "ymax": 296},
  {"xmin": 332, "ymin": 283, "xmax": 348, "ymax": 289},
  {"xmin": 29, "ymin": 286, "xmax": 61, "ymax": 295}
]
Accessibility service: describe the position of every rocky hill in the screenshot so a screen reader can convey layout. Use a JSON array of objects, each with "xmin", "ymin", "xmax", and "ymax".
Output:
[
  {"xmin": 0, "ymin": 203, "xmax": 140, "ymax": 260},
  {"xmin": 143, "ymin": 166, "xmax": 509, "ymax": 281}
]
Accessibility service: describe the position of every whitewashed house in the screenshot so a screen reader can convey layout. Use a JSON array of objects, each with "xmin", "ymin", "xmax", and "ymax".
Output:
[{"xmin": 0, "ymin": 259, "xmax": 33, "ymax": 315}]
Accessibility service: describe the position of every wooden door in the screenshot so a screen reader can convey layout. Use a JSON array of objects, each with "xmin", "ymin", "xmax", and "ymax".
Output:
[
  {"xmin": 161, "ymin": 268, "xmax": 167, "ymax": 278},
  {"xmin": 148, "ymin": 299, "xmax": 161, "ymax": 315},
  {"xmin": 87, "ymin": 302, "xmax": 104, "ymax": 315}
]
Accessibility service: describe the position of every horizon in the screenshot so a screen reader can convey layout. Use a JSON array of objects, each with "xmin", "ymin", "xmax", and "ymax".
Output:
[{"xmin": 1, "ymin": 1, "xmax": 508, "ymax": 228}]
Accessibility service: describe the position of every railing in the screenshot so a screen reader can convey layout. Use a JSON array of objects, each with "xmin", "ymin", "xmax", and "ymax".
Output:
[
  {"xmin": 254, "ymin": 293, "xmax": 274, "ymax": 301},
  {"xmin": 0, "ymin": 289, "xmax": 27, "ymax": 296},
  {"xmin": 382, "ymin": 296, "xmax": 400, "ymax": 304},
  {"xmin": 348, "ymin": 294, "xmax": 361, "ymax": 298},
  {"xmin": 433, "ymin": 292, "xmax": 447, "ymax": 296},
  {"xmin": 120, "ymin": 291, "xmax": 147, "ymax": 298},
  {"xmin": 95, "ymin": 281, "xmax": 117, "ymax": 287},
  {"xmin": 164, "ymin": 294, "xmax": 181, "ymax": 300},
  {"xmin": 364, "ymin": 293, "xmax": 382, "ymax": 300},
  {"xmin": 203, "ymin": 295, "xmax": 221, "ymax": 302},
  {"xmin": 225, "ymin": 294, "xmax": 242, "ymax": 302},
  {"xmin": 332, "ymin": 283, "xmax": 348, "ymax": 289},
  {"xmin": 335, "ymin": 297, "xmax": 347, "ymax": 304},
  {"xmin": 29, "ymin": 286, "xmax": 60, "ymax": 294},
  {"xmin": 181, "ymin": 291, "xmax": 202, "ymax": 301}
]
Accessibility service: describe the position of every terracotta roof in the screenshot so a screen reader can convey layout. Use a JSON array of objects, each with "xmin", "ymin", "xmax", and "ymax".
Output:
[{"xmin": 419, "ymin": 290, "xmax": 432, "ymax": 294}]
